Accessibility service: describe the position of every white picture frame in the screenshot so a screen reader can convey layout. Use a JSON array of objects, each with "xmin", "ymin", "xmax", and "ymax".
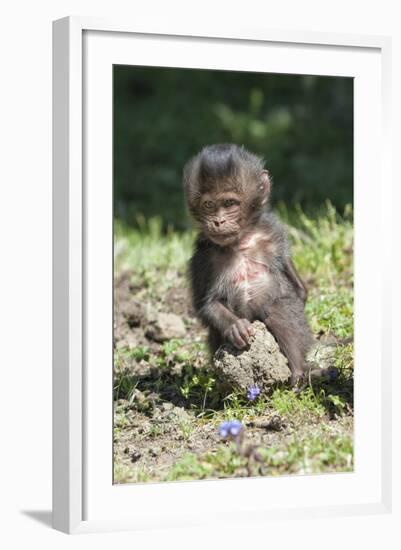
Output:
[{"xmin": 52, "ymin": 16, "xmax": 392, "ymax": 534}]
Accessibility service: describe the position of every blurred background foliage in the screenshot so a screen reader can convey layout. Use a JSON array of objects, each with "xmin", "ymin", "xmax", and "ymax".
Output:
[{"xmin": 113, "ymin": 66, "xmax": 353, "ymax": 229}]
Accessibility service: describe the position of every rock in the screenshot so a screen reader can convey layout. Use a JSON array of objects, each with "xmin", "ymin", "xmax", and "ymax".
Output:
[
  {"xmin": 114, "ymin": 328, "xmax": 138, "ymax": 350},
  {"xmin": 135, "ymin": 359, "xmax": 155, "ymax": 378},
  {"xmin": 131, "ymin": 450, "xmax": 142, "ymax": 463},
  {"xmin": 131, "ymin": 389, "xmax": 153, "ymax": 413},
  {"xmin": 213, "ymin": 321, "xmax": 291, "ymax": 393},
  {"xmin": 148, "ymin": 447, "xmax": 160, "ymax": 457},
  {"xmin": 145, "ymin": 312, "xmax": 186, "ymax": 342},
  {"xmin": 213, "ymin": 322, "xmax": 341, "ymax": 394},
  {"xmin": 248, "ymin": 415, "xmax": 286, "ymax": 431},
  {"xmin": 123, "ymin": 299, "xmax": 143, "ymax": 328},
  {"xmin": 171, "ymin": 406, "xmax": 191, "ymax": 421}
]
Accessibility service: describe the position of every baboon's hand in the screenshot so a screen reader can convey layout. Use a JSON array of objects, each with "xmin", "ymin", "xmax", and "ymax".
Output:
[{"xmin": 224, "ymin": 319, "xmax": 254, "ymax": 349}]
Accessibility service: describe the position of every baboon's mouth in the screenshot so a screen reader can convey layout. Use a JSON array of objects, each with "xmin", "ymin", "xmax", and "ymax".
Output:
[{"xmin": 209, "ymin": 232, "xmax": 238, "ymax": 245}]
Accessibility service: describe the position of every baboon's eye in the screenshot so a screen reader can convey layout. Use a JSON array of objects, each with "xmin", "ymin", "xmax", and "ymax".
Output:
[
  {"xmin": 203, "ymin": 200, "xmax": 215, "ymax": 210},
  {"xmin": 223, "ymin": 199, "xmax": 238, "ymax": 207}
]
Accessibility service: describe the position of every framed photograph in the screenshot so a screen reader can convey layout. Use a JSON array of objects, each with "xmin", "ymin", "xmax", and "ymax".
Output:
[{"xmin": 52, "ymin": 16, "xmax": 392, "ymax": 534}]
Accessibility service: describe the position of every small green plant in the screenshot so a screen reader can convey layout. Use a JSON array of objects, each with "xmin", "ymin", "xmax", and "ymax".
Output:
[
  {"xmin": 130, "ymin": 346, "xmax": 150, "ymax": 361},
  {"xmin": 147, "ymin": 423, "xmax": 166, "ymax": 438},
  {"xmin": 327, "ymin": 394, "xmax": 347, "ymax": 415},
  {"xmin": 222, "ymin": 392, "xmax": 249, "ymax": 420},
  {"xmin": 166, "ymin": 453, "xmax": 213, "ymax": 481},
  {"xmin": 114, "ymin": 462, "xmax": 135, "ymax": 484},
  {"xmin": 162, "ymin": 339, "xmax": 182, "ymax": 356},
  {"xmin": 180, "ymin": 371, "xmax": 216, "ymax": 411},
  {"xmin": 113, "ymin": 369, "xmax": 138, "ymax": 402},
  {"xmin": 269, "ymin": 387, "xmax": 326, "ymax": 421},
  {"xmin": 179, "ymin": 420, "xmax": 195, "ymax": 441}
]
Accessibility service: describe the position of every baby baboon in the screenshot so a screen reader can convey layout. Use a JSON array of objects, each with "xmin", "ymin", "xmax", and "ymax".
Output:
[{"xmin": 183, "ymin": 143, "xmax": 314, "ymax": 386}]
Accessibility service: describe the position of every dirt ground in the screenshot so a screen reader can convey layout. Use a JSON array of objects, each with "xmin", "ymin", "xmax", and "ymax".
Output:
[{"xmin": 113, "ymin": 270, "xmax": 353, "ymax": 484}]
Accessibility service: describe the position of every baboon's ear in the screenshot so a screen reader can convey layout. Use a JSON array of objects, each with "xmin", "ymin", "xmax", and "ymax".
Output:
[{"xmin": 260, "ymin": 170, "xmax": 271, "ymax": 205}]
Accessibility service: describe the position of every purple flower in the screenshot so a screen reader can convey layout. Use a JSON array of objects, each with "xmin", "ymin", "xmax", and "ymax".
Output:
[
  {"xmin": 247, "ymin": 385, "xmax": 261, "ymax": 401},
  {"xmin": 229, "ymin": 420, "xmax": 243, "ymax": 436},
  {"xmin": 218, "ymin": 420, "xmax": 244, "ymax": 439},
  {"xmin": 218, "ymin": 421, "xmax": 231, "ymax": 438}
]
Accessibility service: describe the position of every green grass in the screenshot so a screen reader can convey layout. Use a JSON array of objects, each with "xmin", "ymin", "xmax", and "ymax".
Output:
[
  {"xmin": 281, "ymin": 202, "xmax": 353, "ymax": 281},
  {"xmin": 114, "ymin": 217, "xmax": 194, "ymax": 293},
  {"xmin": 260, "ymin": 426, "xmax": 353, "ymax": 475},
  {"xmin": 164, "ymin": 423, "xmax": 353, "ymax": 481},
  {"xmin": 114, "ymin": 462, "xmax": 151, "ymax": 484}
]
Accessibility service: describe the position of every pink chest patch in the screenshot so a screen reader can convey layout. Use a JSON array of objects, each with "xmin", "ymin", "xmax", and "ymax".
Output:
[
  {"xmin": 230, "ymin": 232, "xmax": 269, "ymax": 285},
  {"xmin": 231, "ymin": 256, "xmax": 268, "ymax": 285}
]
